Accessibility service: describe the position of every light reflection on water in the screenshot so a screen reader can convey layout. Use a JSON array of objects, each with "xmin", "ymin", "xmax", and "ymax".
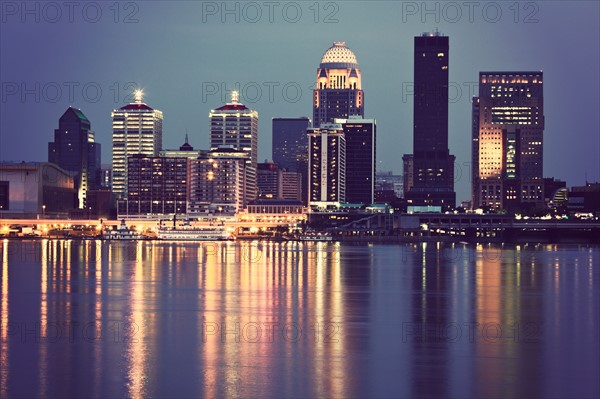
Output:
[{"xmin": 0, "ymin": 240, "xmax": 598, "ymax": 398}]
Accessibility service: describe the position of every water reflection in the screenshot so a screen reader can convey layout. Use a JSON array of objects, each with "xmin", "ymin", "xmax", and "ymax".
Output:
[{"xmin": 0, "ymin": 240, "xmax": 597, "ymax": 398}]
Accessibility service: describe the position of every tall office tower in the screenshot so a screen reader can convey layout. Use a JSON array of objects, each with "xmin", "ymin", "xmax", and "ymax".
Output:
[
  {"xmin": 272, "ymin": 117, "xmax": 311, "ymax": 203},
  {"xmin": 473, "ymin": 72, "xmax": 545, "ymax": 211},
  {"xmin": 313, "ymin": 42, "xmax": 364, "ymax": 127},
  {"xmin": 307, "ymin": 124, "xmax": 346, "ymax": 206},
  {"xmin": 404, "ymin": 32, "xmax": 456, "ymax": 209},
  {"xmin": 48, "ymin": 107, "xmax": 101, "ymax": 208},
  {"xmin": 118, "ymin": 155, "xmax": 188, "ymax": 216},
  {"xmin": 335, "ymin": 116, "xmax": 376, "ymax": 204},
  {"xmin": 111, "ymin": 90, "xmax": 163, "ymax": 199},
  {"xmin": 210, "ymin": 91, "xmax": 258, "ymax": 204},
  {"xmin": 189, "ymin": 147, "xmax": 249, "ymax": 215}
]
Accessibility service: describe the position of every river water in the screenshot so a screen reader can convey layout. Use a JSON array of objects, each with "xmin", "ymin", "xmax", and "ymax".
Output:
[{"xmin": 0, "ymin": 240, "xmax": 598, "ymax": 398}]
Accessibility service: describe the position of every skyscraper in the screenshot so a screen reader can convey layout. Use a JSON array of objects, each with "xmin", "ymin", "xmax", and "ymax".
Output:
[
  {"xmin": 111, "ymin": 90, "xmax": 163, "ymax": 198},
  {"xmin": 272, "ymin": 117, "xmax": 311, "ymax": 203},
  {"xmin": 307, "ymin": 124, "xmax": 346, "ymax": 206},
  {"xmin": 336, "ymin": 117, "xmax": 376, "ymax": 204},
  {"xmin": 48, "ymin": 107, "xmax": 101, "ymax": 208},
  {"xmin": 473, "ymin": 71, "xmax": 545, "ymax": 211},
  {"xmin": 404, "ymin": 32, "xmax": 456, "ymax": 209},
  {"xmin": 210, "ymin": 91, "xmax": 258, "ymax": 204},
  {"xmin": 313, "ymin": 42, "xmax": 364, "ymax": 127}
]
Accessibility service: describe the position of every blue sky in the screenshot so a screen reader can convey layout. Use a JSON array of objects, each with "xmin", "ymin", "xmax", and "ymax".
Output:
[{"xmin": 1, "ymin": 1, "xmax": 599, "ymax": 202}]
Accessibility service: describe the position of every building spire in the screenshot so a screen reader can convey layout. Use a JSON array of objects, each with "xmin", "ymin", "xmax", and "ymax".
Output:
[
  {"xmin": 231, "ymin": 90, "xmax": 239, "ymax": 104},
  {"xmin": 134, "ymin": 89, "xmax": 143, "ymax": 104}
]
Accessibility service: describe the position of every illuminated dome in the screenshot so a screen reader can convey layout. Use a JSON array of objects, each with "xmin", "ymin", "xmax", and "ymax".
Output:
[{"xmin": 320, "ymin": 42, "xmax": 359, "ymax": 68}]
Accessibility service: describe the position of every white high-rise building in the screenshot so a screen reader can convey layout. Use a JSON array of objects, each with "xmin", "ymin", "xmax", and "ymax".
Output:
[
  {"xmin": 111, "ymin": 90, "xmax": 163, "ymax": 198},
  {"xmin": 209, "ymin": 91, "xmax": 258, "ymax": 205},
  {"xmin": 307, "ymin": 123, "xmax": 346, "ymax": 208}
]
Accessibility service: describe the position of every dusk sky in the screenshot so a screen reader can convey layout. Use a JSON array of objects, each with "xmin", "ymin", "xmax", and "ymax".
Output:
[{"xmin": 1, "ymin": 1, "xmax": 598, "ymax": 202}]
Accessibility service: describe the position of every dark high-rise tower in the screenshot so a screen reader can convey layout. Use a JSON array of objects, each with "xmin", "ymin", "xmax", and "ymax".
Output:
[
  {"xmin": 404, "ymin": 32, "xmax": 456, "ymax": 209},
  {"xmin": 473, "ymin": 71, "xmax": 544, "ymax": 211},
  {"xmin": 337, "ymin": 117, "xmax": 376, "ymax": 204},
  {"xmin": 48, "ymin": 107, "xmax": 101, "ymax": 208},
  {"xmin": 313, "ymin": 42, "xmax": 364, "ymax": 127},
  {"xmin": 272, "ymin": 117, "xmax": 311, "ymax": 203}
]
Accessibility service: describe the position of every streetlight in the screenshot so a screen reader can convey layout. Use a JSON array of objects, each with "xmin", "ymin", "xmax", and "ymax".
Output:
[{"xmin": 42, "ymin": 204, "xmax": 46, "ymax": 219}]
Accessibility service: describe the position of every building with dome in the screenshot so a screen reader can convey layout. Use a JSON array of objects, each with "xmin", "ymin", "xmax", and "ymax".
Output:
[{"xmin": 313, "ymin": 42, "xmax": 364, "ymax": 127}]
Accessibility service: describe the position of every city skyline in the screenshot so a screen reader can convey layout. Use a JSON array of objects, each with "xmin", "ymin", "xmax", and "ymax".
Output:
[{"xmin": 1, "ymin": 2, "xmax": 598, "ymax": 203}]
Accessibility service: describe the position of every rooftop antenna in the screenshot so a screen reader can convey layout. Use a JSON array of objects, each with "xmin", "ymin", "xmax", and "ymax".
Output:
[
  {"xmin": 185, "ymin": 129, "xmax": 189, "ymax": 144},
  {"xmin": 231, "ymin": 90, "xmax": 239, "ymax": 104},
  {"xmin": 134, "ymin": 89, "xmax": 143, "ymax": 104}
]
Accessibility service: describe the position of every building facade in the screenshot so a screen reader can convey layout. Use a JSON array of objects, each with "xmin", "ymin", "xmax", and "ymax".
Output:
[
  {"xmin": 307, "ymin": 124, "xmax": 346, "ymax": 207},
  {"xmin": 313, "ymin": 42, "xmax": 364, "ymax": 127},
  {"xmin": 376, "ymin": 171, "xmax": 404, "ymax": 199},
  {"xmin": 257, "ymin": 161, "xmax": 279, "ymax": 199},
  {"xmin": 257, "ymin": 161, "xmax": 302, "ymax": 201},
  {"xmin": 189, "ymin": 147, "xmax": 248, "ymax": 215},
  {"xmin": 336, "ymin": 117, "xmax": 376, "ymax": 204},
  {"xmin": 111, "ymin": 91, "xmax": 163, "ymax": 198},
  {"xmin": 209, "ymin": 92, "xmax": 258, "ymax": 204},
  {"xmin": 118, "ymin": 155, "xmax": 188, "ymax": 216},
  {"xmin": 0, "ymin": 162, "xmax": 76, "ymax": 218},
  {"xmin": 472, "ymin": 71, "xmax": 545, "ymax": 211},
  {"xmin": 404, "ymin": 32, "xmax": 456, "ymax": 209},
  {"xmin": 48, "ymin": 107, "xmax": 101, "ymax": 208},
  {"xmin": 280, "ymin": 171, "xmax": 302, "ymax": 201}
]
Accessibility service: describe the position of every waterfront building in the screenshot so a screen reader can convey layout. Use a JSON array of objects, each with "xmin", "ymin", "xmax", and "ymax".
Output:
[
  {"xmin": 189, "ymin": 146, "xmax": 249, "ymax": 215},
  {"xmin": 209, "ymin": 91, "xmax": 258, "ymax": 204},
  {"xmin": 48, "ymin": 107, "xmax": 101, "ymax": 207},
  {"xmin": 0, "ymin": 162, "xmax": 76, "ymax": 218},
  {"xmin": 307, "ymin": 124, "xmax": 346, "ymax": 208},
  {"xmin": 473, "ymin": 71, "xmax": 544, "ymax": 211},
  {"xmin": 404, "ymin": 32, "xmax": 456, "ymax": 209},
  {"xmin": 111, "ymin": 90, "xmax": 163, "ymax": 198}
]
